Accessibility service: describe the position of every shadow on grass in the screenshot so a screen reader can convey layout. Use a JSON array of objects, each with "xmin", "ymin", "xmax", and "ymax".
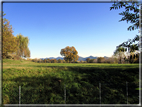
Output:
[{"xmin": 3, "ymin": 67, "xmax": 139, "ymax": 104}]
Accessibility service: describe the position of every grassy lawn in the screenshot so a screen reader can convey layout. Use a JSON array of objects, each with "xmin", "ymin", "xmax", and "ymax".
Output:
[{"xmin": 3, "ymin": 59, "xmax": 139, "ymax": 104}]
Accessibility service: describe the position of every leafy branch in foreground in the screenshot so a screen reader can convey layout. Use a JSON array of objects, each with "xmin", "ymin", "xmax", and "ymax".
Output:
[{"xmin": 110, "ymin": 0, "xmax": 141, "ymax": 31}]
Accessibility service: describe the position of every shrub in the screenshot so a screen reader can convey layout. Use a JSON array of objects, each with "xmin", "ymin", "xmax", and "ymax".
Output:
[
  {"xmin": 89, "ymin": 59, "xmax": 94, "ymax": 63},
  {"xmin": 51, "ymin": 59, "xmax": 57, "ymax": 63},
  {"xmin": 58, "ymin": 59, "xmax": 62, "ymax": 63},
  {"xmin": 62, "ymin": 60, "xmax": 66, "ymax": 63},
  {"xmin": 86, "ymin": 58, "xmax": 90, "ymax": 63},
  {"xmin": 46, "ymin": 59, "xmax": 51, "ymax": 63},
  {"xmin": 44, "ymin": 59, "xmax": 47, "ymax": 63},
  {"xmin": 97, "ymin": 57, "xmax": 105, "ymax": 63},
  {"xmin": 93, "ymin": 59, "xmax": 97, "ymax": 63},
  {"xmin": 32, "ymin": 58, "xmax": 38, "ymax": 62},
  {"xmin": 13, "ymin": 55, "xmax": 22, "ymax": 60}
]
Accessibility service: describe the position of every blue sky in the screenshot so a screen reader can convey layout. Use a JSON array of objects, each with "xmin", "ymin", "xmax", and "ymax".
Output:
[{"xmin": 3, "ymin": 2, "xmax": 139, "ymax": 59}]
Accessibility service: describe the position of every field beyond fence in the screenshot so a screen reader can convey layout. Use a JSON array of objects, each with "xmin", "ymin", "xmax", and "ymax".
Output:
[{"xmin": 3, "ymin": 59, "xmax": 139, "ymax": 104}]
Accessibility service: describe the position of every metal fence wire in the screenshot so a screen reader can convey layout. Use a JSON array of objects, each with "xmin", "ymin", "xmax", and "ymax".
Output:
[{"xmin": 17, "ymin": 81, "xmax": 139, "ymax": 104}]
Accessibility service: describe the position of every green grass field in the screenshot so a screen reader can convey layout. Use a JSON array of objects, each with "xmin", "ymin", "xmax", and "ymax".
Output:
[{"xmin": 3, "ymin": 59, "xmax": 139, "ymax": 104}]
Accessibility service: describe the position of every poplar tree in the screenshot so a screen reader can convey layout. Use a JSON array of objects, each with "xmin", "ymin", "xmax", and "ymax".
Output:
[{"xmin": 16, "ymin": 34, "xmax": 30, "ymax": 58}]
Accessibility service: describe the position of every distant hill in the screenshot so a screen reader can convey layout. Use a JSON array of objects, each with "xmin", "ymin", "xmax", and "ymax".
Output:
[
  {"xmin": 78, "ymin": 56, "xmax": 85, "ymax": 61},
  {"xmin": 40, "ymin": 56, "xmax": 109, "ymax": 61},
  {"xmin": 40, "ymin": 57, "xmax": 64, "ymax": 60},
  {"xmin": 86, "ymin": 55, "xmax": 97, "ymax": 59},
  {"xmin": 78, "ymin": 56, "xmax": 97, "ymax": 61}
]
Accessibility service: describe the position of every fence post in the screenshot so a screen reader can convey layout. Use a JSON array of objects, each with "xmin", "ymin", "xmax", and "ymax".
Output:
[
  {"xmin": 64, "ymin": 84, "xmax": 66, "ymax": 104},
  {"xmin": 126, "ymin": 81, "xmax": 128, "ymax": 104},
  {"xmin": 19, "ymin": 86, "xmax": 21, "ymax": 105},
  {"xmin": 99, "ymin": 83, "xmax": 101, "ymax": 105}
]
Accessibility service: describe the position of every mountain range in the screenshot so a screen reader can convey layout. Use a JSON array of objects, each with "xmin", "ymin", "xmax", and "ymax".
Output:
[{"xmin": 40, "ymin": 56, "xmax": 109, "ymax": 61}]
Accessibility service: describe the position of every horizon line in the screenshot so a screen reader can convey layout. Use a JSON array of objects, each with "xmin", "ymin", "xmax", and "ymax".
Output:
[{"xmin": 30, "ymin": 55, "xmax": 111, "ymax": 59}]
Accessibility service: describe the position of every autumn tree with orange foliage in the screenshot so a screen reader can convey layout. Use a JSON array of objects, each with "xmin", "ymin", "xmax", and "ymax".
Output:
[
  {"xmin": 2, "ymin": 13, "xmax": 30, "ymax": 59},
  {"xmin": 60, "ymin": 46, "xmax": 79, "ymax": 63},
  {"xmin": 2, "ymin": 13, "xmax": 18, "ymax": 58}
]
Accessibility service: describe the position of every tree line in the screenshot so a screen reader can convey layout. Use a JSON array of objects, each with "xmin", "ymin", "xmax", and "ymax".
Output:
[
  {"xmin": 2, "ymin": 13, "xmax": 30, "ymax": 59},
  {"xmin": 30, "ymin": 57, "xmax": 115, "ymax": 63},
  {"xmin": 29, "ymin": 55, "xmax": 138, "ymax": 64},
  {"xmin": 29, "ymin": 45, "xmax": 139, "ymax": 64}
]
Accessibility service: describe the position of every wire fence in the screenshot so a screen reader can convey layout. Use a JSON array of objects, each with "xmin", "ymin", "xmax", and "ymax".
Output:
[{"xmin": 16, "ymin": 81, "xmax": 139, "ymax": 104}]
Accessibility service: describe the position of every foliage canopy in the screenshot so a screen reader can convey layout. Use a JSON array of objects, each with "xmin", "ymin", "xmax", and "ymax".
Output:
[
  {"xmin": 2, "ymin": 13, "xmax": 30, "ymax": 59},
  {"xmin": 60, "ymin": 46, "xmax": 79, "ymax": 63},
  {"xmin": 110, "ymin": 0, "xmax": 141, "ymax": 31}
]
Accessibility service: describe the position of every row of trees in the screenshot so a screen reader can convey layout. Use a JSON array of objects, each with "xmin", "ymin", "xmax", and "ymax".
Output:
[
  {"xmin": 30, "ymin": 43, "xmax": 139, "ymax": 64},
  {"xmin": 30, "ymin": 55, "xmax": 139, "ymax": 64},
  {"xmin": 59, "ymin": 43, "xmax": 139, "ymax": 63},
  {"xmin": 86, "ymin": 57, "xmax": 117, "ymax": 63},
  {"xmin": 2, "ymin": 13, "xmax": 30, "ymax": 59},
  {"xmin": 31, "ymin": 58, "xmax": 66, "ymax": 63}
]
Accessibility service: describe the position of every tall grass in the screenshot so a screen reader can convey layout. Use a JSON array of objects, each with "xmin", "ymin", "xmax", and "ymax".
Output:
[{"xmin": 3, "ymin": 59, "xmax": 139, "ymax": 104}]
